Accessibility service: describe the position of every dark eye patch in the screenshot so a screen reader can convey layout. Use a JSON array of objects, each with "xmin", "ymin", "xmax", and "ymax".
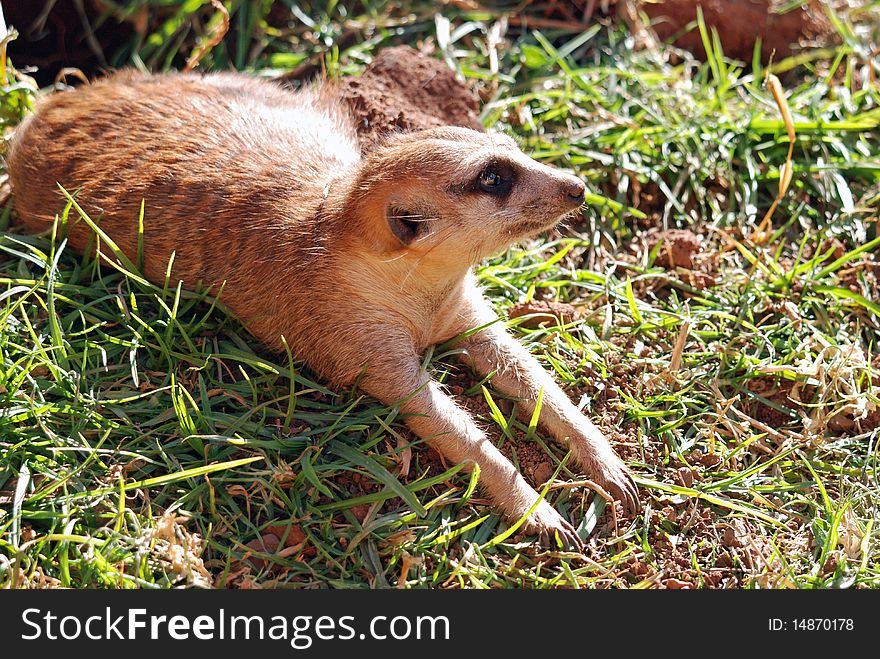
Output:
[{"xmin": 475, "ymin": 160, "xmax": 515, "ymax": 197}]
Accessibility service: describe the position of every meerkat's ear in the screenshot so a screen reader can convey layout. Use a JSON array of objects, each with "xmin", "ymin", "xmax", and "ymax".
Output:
[{"xmin": 386, "ymin": 205, "xmax": 431, "ymax": 246}]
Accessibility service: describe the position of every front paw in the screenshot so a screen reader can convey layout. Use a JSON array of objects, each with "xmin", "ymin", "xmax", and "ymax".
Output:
[
  {"xmin": 522, "ymin": 499, "xmax": 583, "ymax": 550},
  {"xmin": 591, "ymin": 451, "xmax": 640, "ymax": 514}
]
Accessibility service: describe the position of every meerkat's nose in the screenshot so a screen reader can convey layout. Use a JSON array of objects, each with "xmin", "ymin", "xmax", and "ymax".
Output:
[{"xmin": 563, "ymin": 179, "xmax": 586, "ymax": 206}]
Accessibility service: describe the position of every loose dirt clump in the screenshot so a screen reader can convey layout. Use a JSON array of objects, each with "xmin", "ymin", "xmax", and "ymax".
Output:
[
  {"xmin": 241, "ymin": 523, "xmax": 310, "ymax": 572},
  {"xmin": 331, "ymin": 46, "xmax": 484, "ymax": 150},
  {"xmin": 647, "ymin": 228, "xmax": 702, "ymax": 269},
  {"xmin": 508, "ymin": 300, "xmax": 579, "ymax": 329},
  {"xmin": 630, "ymin": 228, "xmax": 720, "ymax": 292}
]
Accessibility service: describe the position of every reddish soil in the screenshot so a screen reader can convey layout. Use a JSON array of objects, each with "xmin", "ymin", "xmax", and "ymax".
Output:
[
  {"xmin": 537, "ymin": 0, "xmax": 834, "ymax": 63},
  {"xmin": 508, "ymin": 300, "xmax": 579, "ymax": 328},
  {"xmin": 647, "ymin": 228, "xmax": 703, "ymax": 269},
  {"xmin": 634, "ymin": 0, "xmax": 833, "ymax": 62},
  {"xmin": 241, "ymin": 523, "xmax": 309, "ymax": 572},
  {"xmin": 330, "ymin": 46, "xmax": 484, "ymax": 150},
  {"xmin": 747, "ymin": 376, "xmax": 801, "ymax": 427}
]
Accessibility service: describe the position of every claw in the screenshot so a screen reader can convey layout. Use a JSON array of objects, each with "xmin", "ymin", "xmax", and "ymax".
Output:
[
  {"xmin": 594, "ymin": 455, "xmax": 641, "ymax": 514},
  {"xmin": 551, "ymin": 519, "xmax": 582, "ymax": 551},
  {"xmin": 524, "ymin": 500, "xmax": 583, "ymax": 551}
]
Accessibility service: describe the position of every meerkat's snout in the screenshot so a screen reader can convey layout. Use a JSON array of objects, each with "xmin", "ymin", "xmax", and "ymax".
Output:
[{"xmin": 562, "ymin": 178, "xmax": 586, "ymax": 207}]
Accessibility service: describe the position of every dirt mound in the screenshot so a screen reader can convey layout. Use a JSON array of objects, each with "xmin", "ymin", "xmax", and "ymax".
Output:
[
  {"xmin": 331, "ymin": 46, "xmax": 484, "ymax": 150},
  {"xmin": 633, "ymin": 0, "xmax": 833, "ymax": 62},
  {"xmin": 508, "ymin": 300, "xmax": 579, "ymax": 328},
  {"xmin": 647, "ymin": 229, "xmax": 702, "ymax": 269}
]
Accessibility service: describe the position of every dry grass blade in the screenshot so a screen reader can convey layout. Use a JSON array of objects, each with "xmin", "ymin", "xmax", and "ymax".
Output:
[
  {"xmin": 184, "ymin": 0, "xmax": 230, "ymax": 72},
  {"xmin": 668, "ymin": 316, "xmax": 691, "ymax": 376},
  {"xmin": 754, "ymin": 73, "xmax": 797, "ymax": 242},
  {"xmin": 53, "ymin": 67, "xmax": 90, "ymax": 86}
]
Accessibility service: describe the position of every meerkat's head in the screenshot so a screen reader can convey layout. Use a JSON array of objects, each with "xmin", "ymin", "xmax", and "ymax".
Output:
[{"xmin": 341, "ymin": 127, "xmax": 585, "ymax": 272}]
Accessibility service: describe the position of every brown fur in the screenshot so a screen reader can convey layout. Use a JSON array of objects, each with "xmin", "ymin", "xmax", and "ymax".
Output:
[{"xmin": 8, "ymin": 71, "xmax": 638, "ymax": 547}]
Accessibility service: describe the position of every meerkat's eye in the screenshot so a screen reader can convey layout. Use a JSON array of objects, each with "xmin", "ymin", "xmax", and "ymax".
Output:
[
  {"xmin": 471, "ymin": 162, "xmax": 515, "ymax": 197},
  {"xmin": 478, "ymin": 168, "xmax": 504, "ymax": 192}
]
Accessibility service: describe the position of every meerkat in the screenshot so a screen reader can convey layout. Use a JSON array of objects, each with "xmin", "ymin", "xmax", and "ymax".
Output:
[{"xmin": 8, "ymin": 71, "xmax": 638, "ymax": 548}]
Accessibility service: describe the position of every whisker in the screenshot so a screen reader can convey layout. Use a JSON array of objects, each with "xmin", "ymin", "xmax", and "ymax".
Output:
[
  {"xmin": 381, "ymin": 252, "xmax": 409, "ymax": 264},
  {"xmin": 387, "ymin": 214, "xmax": 431, "ymax": 222}
]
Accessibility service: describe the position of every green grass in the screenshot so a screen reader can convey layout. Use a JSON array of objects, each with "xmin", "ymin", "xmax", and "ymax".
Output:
[{"xmin": 1, "ymin": 0, "xmax": 879, "ymax": 589}]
